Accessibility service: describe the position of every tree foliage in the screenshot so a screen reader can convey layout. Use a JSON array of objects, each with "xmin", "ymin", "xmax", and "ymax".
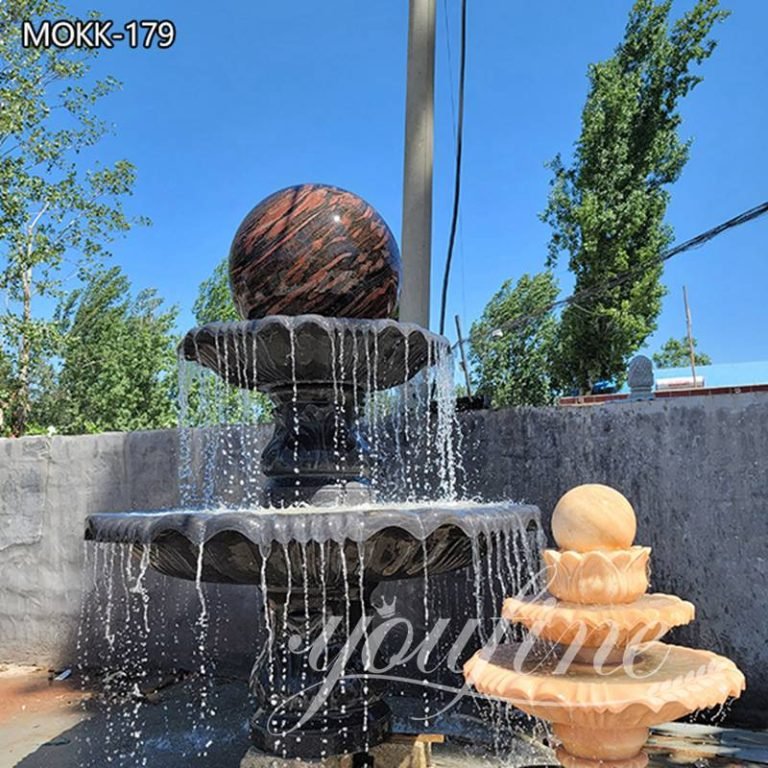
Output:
[
  {"xmin": 0, "ymin": 0, "xmax": 147, "ymax": 434},
  {"xmin": 469, "ymin": 272, "xmax": 560, "ymax": 407},
  {"xmin": 542, "ymin": 0, "xmax": 728, "ymax": 393},
  {"xmin": 193, "ymin": 257, "xmax": 239, "ymax": 324},
  {"xmin": 652, "ymin": 336, "xmax": 711, "ymax": 368},
  {"xmin": 185, "ymin": 257, "xmax": 271, "ymax": 425},
  {"xmin": 42, "ymin": 266, "xmax": 178, "ymax": 434},
  {"xmin": 0, "ymin": 348, "xmax": 14, "ymax": 433}
]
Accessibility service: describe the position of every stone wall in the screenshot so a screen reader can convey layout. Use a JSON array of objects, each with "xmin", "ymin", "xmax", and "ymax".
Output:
[
  {"xmin": 0, "ymin": 427, "xmax": 271, "ymax": 674},
  {"xmin": 460, "ymin": 393, "xmax": 768, "ymax": 727},
  {"xmin": 0, "ymin": 392, "xmax": 765, "ymax": 726}
]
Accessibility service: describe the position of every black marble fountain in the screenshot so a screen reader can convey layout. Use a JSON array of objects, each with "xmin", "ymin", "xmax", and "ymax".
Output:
[{"xmin": 85, "ymin": 184, "xmax": 540, "ymax": 763}]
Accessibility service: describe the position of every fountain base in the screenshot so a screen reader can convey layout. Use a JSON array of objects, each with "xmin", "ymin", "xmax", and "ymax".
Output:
[
  {"xmin": 554, "ymin": 723, "xmax": 649, "ymax": 761},
  {"xmin": 555, "ymin": 747, "xmax": 649, "ymax": 768},
  {"xmin": 250, "ymin": 699, "xmax": 391, "ymax": 759},
  {"xmin": 242, "ymin": 750, "xmax": 356, "ymax": 767},
  {"xmin": 242, "ymin": 736, "xmax": 430, "ymax": 767}
]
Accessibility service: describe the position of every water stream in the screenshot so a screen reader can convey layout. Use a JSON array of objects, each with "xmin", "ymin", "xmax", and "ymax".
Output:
[{"xmin": 78, "ymin": 318, "xmax": 546, "ymax": 766}]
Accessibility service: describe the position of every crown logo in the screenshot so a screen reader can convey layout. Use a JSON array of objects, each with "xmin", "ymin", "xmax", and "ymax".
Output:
[{"xmin": 372, "ymin": 595, "xmax": 397, "ymax": 619}]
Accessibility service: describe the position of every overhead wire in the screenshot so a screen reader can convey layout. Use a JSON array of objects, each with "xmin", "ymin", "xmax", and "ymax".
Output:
[
  {"xmin": 478, "ymin": 200, "xmax": 768, "ymax": 339},
  {"xmin": 438, "ymin": 0, "xmax": 467, "ymax": 336},
  {"xmin": 441, "ymin": 0, "xmax": 468, "ymax": 335}
]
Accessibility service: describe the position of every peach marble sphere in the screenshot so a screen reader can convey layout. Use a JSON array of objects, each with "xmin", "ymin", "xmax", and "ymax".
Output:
[{"xmin": 552, "ymin": 484, "xmax": 636, "ymax": 552}]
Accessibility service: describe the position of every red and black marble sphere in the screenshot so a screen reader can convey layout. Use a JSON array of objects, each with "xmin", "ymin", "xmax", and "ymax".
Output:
[{"xmin": 229, "ymin": 184, "xmax": 401, "ymax": 320}]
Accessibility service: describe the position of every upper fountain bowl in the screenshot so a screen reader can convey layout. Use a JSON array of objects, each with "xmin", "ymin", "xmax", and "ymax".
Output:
[{"xmin": 229, "ymin": 184, "xmax": 401, "ymax": 320}]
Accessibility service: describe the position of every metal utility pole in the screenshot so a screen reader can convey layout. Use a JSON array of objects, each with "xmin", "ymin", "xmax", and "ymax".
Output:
[
  {"xmin": 683, "ymin": 285, "xmax": 698, "ymax": 387},
  {"xmin": 400, "ymin": 0, "xmax": 436, "ymax": 328},
  {"xmin": 454, "ymin": 314, "xmax": 472, "ymax": 396}
]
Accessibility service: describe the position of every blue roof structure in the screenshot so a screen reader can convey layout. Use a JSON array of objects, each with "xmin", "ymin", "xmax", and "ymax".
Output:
[{"xmin": 619, "ymin": 361, "xmax": 768, "ymax": 393}]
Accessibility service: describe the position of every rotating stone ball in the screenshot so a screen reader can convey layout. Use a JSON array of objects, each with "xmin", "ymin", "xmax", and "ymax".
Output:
[
  {"xmin": 552, "ymin": 484, "xmax": 636, "ymax": 552},
  {"xmin": 229, "ymin": 184, "xmax": 401, "ymax": 320}
]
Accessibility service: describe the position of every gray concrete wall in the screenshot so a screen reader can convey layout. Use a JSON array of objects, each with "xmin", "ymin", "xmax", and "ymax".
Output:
[
  {"xmin": 1, "ymin": 431, "xmax": 169, "ymax": 661},
  {"xmin": 0, "ymin": 427, "xmax": 271, "ymax": 674},
  {"xmin": 461, "ymin": 393, "xmax": 768, "ymax": 727},
  {"xmin": 0, "ymin": 393, "xmax": 766, "ymax": 726}
]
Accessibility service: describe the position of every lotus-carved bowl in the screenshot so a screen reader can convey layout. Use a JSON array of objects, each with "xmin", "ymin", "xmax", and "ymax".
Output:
[
  {"xmin": 181, "ymin": 315, "xmax": 447, "ymax": 393},
  {"xmin": 542, "ymin": 547, "xmax": 651, "ymax": 604}
]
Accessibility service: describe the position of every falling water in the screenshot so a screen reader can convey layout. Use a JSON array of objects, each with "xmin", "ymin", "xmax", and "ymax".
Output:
[
  {"xmin": 357, "ymin": 544, "xmax": 370, "ymax": 753},
  {"xmin": 194, "ymin": 540, "xmax": 214, "ymax": 757},
  {"xmin": 79, "ymin": 316, "xmax": 548, "ymax": 765},
  {"xmin": 259, "ymin": 551, "xmax": 276, "ymax": 692},
  {"xmin": 420, "ymin": 532, "xmax": 432, "ymax": 730},
  {"xmin": 175, "ymin": 320, "xmax": 469, "ymax": 507}
]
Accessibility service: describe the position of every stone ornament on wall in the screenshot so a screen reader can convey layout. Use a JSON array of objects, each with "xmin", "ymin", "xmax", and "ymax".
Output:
[{"xmin": 628, "ymin": 355, "xmax": 654, "ymax": 400}]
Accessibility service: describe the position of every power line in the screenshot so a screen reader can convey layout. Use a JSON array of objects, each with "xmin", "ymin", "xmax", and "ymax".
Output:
[
  {"xmin": 441, "ymin": 0, "xmax": 458, "ymax": 141},
  {"xmin": 481, "ymin": 200, "xmax": 768, "ymax": 337},
  {"xmin": 438, "ymin": 0, "xmax": 467, "ymax": 336},
  {"xmin": 440, "ymin": 0, "xmax": 468, "ymax": 331}
]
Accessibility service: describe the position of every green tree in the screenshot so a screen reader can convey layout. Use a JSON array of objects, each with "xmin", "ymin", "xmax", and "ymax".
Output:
[
  {"xmin": 0, "ymin": 0, "xmax": 147, "ymax": 434},
  {"xmin": 469, "ymin": 272, "xmax": 560, "ymax": 407},
  {"xmin": 193, "ymin": 257, "xmax": 239, "ymax": 323},
  {"xmin": 185, "ymin": 257, "xmax": 271, "ymax": 425},
  {"xmin": 48, "ymin": 266, "xmax": 178, "ymax": 434},
  {"xmin": 0, "ymin": 349, "xmax": 14, "ymax": 434},
  {"xmin": 542, "ymin": 0, "xmax": 728, "ymax": 393},
  {"xmin": 652, "ymin": 336, "xmax": 711, "ymax": 368}
]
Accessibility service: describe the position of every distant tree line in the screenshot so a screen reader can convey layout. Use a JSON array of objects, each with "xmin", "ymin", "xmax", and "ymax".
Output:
[
  {"xmin": 470, "ymin": 0, "xmax": 724, "ymax": 407},
  {"xmin": 0, "ymin": 0, "xmax": 176, "ymax": 436},
  {"xmin": 652, "ymin": 336, "xmax": 711, "ymax": 369},
  {"xmin": 2, "ymin": 0, "xmax": 725, "ymax": 434}
]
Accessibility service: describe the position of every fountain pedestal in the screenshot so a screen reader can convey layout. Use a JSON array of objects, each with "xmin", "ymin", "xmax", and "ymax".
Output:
[
  {"xmin": 553, "ymin": 724, "xmax": 649, "ymax": 762},
  {"xmin": 259, "ymin": 384, "xmax": 371, "ymax": 507},
  {"xmin": 241, "ymin": 739, "xmax": 429, "ymax": 768},
  {"xmin": 249, "ymin": 587, "xmax": 390, "ymax": 757}
]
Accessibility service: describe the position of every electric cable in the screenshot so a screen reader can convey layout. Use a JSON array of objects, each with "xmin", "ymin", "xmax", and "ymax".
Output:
[
  {"xmin": 438, "ymin": 0, "xmax": 467, "ymax": 336},
  {"xmin": 479, "ymin": 200, "xmax": 768, "ymax": 338}
]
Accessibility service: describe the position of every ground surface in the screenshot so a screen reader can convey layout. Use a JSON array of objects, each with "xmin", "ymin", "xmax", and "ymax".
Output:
[{"xmin": 0, "ymin": 666, "xmax": 766, "ymax": 768}]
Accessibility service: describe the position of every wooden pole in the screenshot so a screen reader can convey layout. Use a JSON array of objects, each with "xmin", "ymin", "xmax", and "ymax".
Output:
[
  {"xmin": 683, "ymin": 285, "xmax": 698, "ymax": 387},
  {"xmin": 454, "ymin": 314, "xmax": 472, "ymax": 397}
]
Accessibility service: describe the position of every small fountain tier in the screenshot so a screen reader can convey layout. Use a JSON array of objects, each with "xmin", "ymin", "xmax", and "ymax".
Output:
[
  {"xmin": 179, "ymin": 313, "xmax": 448, "ymax": 507},
  {"xmin": 84, "ymin": 183, "xmax": 542, "ymax": 762},
  {"xmin": 464, "ymin": 484, "xmax": 745, "ymax": 767}
]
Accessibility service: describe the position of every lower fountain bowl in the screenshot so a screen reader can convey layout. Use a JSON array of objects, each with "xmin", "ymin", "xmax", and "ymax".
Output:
[
  {"xmin": 85, "ymin": 502, "xmax": 540, "ymax": 590},
  {"xmin": 464, "ymin": 640, "xmax": 745, "ymax": 762},
  {"xmin": 85, "ymin": 501, "xmax": 541, "ymax": 760}
]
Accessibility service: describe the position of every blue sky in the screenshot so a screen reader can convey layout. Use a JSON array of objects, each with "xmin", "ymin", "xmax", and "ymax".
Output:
[{"xmin": 63, "ymin": 0, "xmax": 767, "ymax": 363}]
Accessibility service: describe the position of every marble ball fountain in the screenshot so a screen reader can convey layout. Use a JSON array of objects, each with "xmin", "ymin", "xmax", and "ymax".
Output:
[
  {"xmin": 84, "ymin": 183, "xmax": 540, "ymax": 762},
  {"xmin": 464, "ymin": 483, "xmax": 746, "ymax": 766}
]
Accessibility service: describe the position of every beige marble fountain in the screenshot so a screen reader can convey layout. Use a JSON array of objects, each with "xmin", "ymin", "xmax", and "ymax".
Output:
[{"xmin": 464, "ymin": 484, "xmax": 745, "ymax": 767}]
